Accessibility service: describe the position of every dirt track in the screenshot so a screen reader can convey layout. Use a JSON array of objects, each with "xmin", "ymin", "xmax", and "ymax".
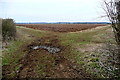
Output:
[
  {"xmin": 3, "ymin": 35, "xmax": 93, "ymax": 78},
  {"xmin": 17, "ymin": 36, "xmax": 92, "ymax": 78},
  {"xmin": 3, "ymin": 24, "xmax": 106, "ymax": 78},
  {"xmin": 17, "ymin": 24, "xmax": 107, "ymax": 32}
]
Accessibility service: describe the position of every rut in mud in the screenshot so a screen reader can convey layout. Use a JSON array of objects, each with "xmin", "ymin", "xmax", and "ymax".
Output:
[
  {"xmin": 19, "ymin": 36, "xmax": 92, "ymax": 78},
  {"xmin": 3, "ymin": 35, "xmax": 93, "ymax": 78}
]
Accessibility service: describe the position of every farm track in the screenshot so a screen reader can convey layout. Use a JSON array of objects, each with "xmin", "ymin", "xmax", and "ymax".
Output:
[
  {"xmin": 3, "ymin": 34, "xmax": 93, "ymax": 78},
  {"xmin": 3, "ymin": 24, "xmax": 108, "ymax": 78},
  {"xmin": 16, "ymin": 35, "xmax": 92, "ymax": 78}
]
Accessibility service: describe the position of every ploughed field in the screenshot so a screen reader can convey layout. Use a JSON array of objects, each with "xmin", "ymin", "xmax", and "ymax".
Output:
[{"xmin": 17, "ymin": 24, "xmax": 107, "ymax": 32}]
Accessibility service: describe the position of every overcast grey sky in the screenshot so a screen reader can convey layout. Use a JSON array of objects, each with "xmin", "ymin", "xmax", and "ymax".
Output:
[{"xmin": 0, "ymin": 0, "xmax": 108, "ymax": 22}]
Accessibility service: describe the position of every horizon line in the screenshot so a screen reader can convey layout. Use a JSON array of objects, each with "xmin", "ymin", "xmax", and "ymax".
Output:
[{"xmin": 16, "ymin": 21, "xmax": 111, "ymax": 24}]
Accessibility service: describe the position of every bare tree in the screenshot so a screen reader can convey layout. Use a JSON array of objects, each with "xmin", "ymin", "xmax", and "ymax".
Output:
[
  {"xmin": 103, "ymin": 0, "xmax": 120, "ymax": 78},
  {"xmin": 103, "ymin": 0, "xmax": 120, "ymax": 46}
]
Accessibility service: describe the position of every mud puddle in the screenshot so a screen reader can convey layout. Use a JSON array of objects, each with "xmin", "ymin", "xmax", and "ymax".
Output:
[{"xmin": 30, "ymin": 45, "xmax": 61, "ymax": 53}]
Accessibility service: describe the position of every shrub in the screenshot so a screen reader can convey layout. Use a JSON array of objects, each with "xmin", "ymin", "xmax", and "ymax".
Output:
[{"xmin": 2, "ymin": 18, "xmax": 16, "ymax": 41}]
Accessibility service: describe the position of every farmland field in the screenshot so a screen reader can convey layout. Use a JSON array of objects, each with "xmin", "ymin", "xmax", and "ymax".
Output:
[
  {"xmin": 3, "ymin": 24, "xmax": 117, "ymax": 78},
  {"xmin": 16, "ymin": 24, "xmax": 107, "ymax": 32}
]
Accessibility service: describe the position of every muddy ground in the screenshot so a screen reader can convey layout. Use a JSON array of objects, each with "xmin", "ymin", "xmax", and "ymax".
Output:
[
  {"xmin": 2, "ymin": 34, "xmax": 94, "ymax": 78},
  {"xmin": 3, "ymin": 25, "xmax": 112, "ymax": 79}
]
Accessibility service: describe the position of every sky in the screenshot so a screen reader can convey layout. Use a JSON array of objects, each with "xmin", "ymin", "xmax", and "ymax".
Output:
[{"xmin": 0, "ymin": 0, "xmax": 109, "ymax": 22}]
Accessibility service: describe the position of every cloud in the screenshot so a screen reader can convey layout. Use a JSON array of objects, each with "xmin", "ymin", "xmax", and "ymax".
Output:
[{"xmin": 0, "ymin": 0, "xmax": 108, "ymax": 22}]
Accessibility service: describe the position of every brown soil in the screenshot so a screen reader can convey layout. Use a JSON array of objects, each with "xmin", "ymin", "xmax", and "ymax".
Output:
[
  {"xmin": 2, "ymin": 35, "xmax": 93, "ymax": 79},
  {"xmin": 17, "ymin": 24, "xmax": 107, "ymax": 32}
]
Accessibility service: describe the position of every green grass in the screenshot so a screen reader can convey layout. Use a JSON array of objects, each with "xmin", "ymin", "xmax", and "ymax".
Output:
[
  {"xmin": 2, "ymin": 26, "xmax": 51, "ymax": 77},
  {"xmin": 88, "ymin": 62, "xmax": 100, "ymax": 69},
  {"xmin": 90, "ymin": 58, "xmax": 99, "ymax": 62},
  {"xmin": 58, "ymin": 26, "xmax": 115, "ymax": 78},
  {"xmin": 59, "ymin": 26, "xmax": 112, "ymax": 61},
  {"xmin": 3, "ymin": 40, "xmax": 22, "ymax": 54},
  {"xmin": 60, "ymin": 26, "xmax": 110, "ymax": 47},
  {"xmin": 16, "ymin": 26, "xmax": 49, "ymax": 40},
  {"xmin": 2, "ymin": 26, "xmax": 50, "ymax": 65},
  {"xmin": 2, "ymin": 40, "xmax": 24, "ymax": 77},
  {"xmin": 2, "ymin": 40, "xmax": 23, "ymax": 66}
]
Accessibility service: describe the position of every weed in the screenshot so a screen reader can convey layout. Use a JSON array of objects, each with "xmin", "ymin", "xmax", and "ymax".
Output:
[
  {"xmin": 90, "ymin": 58, "xmax": 99, "ymax": 62},
  {"xmin": 2, "ymin": 40, "xmax": 23, "ymax": 66}
]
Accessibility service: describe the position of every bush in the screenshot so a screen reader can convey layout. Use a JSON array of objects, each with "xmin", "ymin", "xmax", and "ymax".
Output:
[{"xmin": 2, "ymin": 18, "xmax": 16, "ymax": 41}]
